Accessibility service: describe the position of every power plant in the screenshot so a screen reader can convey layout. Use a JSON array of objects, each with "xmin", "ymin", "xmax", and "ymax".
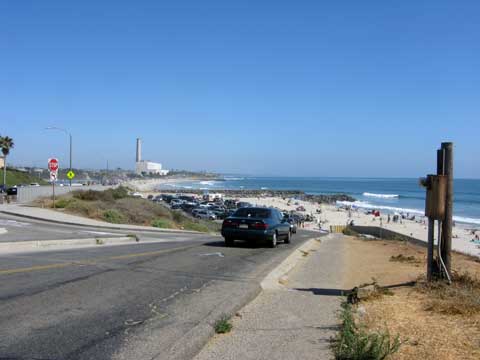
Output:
[{"xmin": 135, "ymin": 138, "xmax": 169, "ymax": 176}]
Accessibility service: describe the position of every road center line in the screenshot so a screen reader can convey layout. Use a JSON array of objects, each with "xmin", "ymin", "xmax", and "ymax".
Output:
[{"xmin": 0, "ymin": 244, "xmax": 199, "ymax": 276}]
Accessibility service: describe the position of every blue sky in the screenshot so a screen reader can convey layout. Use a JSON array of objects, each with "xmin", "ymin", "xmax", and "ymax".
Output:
[{"xmin": 1, "ymin": 1, "xmax": 479, "ymax": 178}]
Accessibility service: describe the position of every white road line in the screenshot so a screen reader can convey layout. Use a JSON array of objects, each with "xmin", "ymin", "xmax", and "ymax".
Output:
[
  {"xmin": 0, "ymin": 220, "xmax": 31, "ymax": 227},
  {"xmin": 81, "ymin": 231, "xmax": 120, "ymax": 236}
]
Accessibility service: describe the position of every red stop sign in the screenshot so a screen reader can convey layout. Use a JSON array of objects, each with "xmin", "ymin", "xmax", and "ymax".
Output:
[{"xmin": 48, "ymin": 158, "xmax": 59, "ymax": 172}]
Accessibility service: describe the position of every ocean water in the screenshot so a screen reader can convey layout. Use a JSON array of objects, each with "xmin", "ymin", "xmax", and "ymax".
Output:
[{"xmin": 159, "ymin": 177, "xmax": 480, "ymax": 226}]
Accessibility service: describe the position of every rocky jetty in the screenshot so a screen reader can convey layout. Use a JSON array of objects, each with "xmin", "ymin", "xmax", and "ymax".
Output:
[{"xmin": 157, "ymin": 189, "xmax": 355, "ymax": 204}]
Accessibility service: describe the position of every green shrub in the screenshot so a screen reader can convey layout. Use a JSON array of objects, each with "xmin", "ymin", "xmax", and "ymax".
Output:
[
  {"xmin": 53, "ymin": 197, "xmax": 74, "ymax": 209},
  {"xmin": 343, "ymin": 227, "xmax": 359, "ymax": 236},
  {"xmin": 73, "ymin": 187, "xmax": 129, "ymax": 202},
  {"xmin": 110, "ymin": 186, "xmax": 129, "ymax": 200},
  {"xmin": 214, "ymin": 315, "xmax": 232, "ymax": 334},
  {"xmin": 151, "ymin": 218, "xmax": 174, "ymax": 229},
  {"xmin": 103, "ymin": 209, "xmax": 125, "ymax": 224},
  {"xmin": 333, "ymin": 303, "xmax": 402, "ymax": 360},
  {"xmin": 172, "ymin": 210, "xmax": 184, "ymax": 223}
]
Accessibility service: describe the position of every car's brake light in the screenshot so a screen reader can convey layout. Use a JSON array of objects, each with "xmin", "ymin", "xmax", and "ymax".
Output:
[
  {"xmin": 253, "ymin": 222, "xmax": 269, "ymax": 230},
  {"xmin": 222, "ymin": 219, "xmax": 238, "ymax": 228}
]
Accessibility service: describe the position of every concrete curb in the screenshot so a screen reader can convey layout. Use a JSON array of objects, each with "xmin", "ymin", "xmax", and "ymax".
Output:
[
  {"xmin": 0, "ymin": 209, "xmax": 205, "ymax": 235},
  {"xmin": 0, "ymin": 236, "xmax": 139, "ymax": 254},
  {"xmin": 261, "ymin": 236, "xmax": 325, "ymax": 290}
]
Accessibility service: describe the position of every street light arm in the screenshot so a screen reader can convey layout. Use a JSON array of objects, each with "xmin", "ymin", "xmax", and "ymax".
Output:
[{"xmin": 44, "ymin": 126, "xmax": 70, "ymax": 136}]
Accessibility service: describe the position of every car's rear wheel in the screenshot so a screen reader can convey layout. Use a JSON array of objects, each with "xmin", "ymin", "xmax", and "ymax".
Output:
[
  {"xmin": 269, "ymin": 232, "xmax": 277, "ymax": 248},
  {"xmin": 284, "ymin": 230, "xmax": 291, "ymax": 244},
  {"xmin": 225, "ymin": 237, "xmax": 234, "ymax": 247}
]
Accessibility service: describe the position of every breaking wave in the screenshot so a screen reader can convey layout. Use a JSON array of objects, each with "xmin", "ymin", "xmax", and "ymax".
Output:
[
  {"xmin": 199, "ymin": 181, "xmax": 216, "ymax": 186},
  {"xmin": 224, "ymin": 177, "xmax": 245, "ymax": 181},
  {"xmin": 336, "ymin": 200, "xmax": 480, "ymax": 225},
  {"xmin": 363, "ymin": 192, "xmax": 399, "ymax": 199}
]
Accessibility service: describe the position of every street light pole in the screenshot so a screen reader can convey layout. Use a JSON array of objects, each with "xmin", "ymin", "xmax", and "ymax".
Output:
[{"xmin": 45, "ymin": 127, "xmax": 73, "ymax": 187}]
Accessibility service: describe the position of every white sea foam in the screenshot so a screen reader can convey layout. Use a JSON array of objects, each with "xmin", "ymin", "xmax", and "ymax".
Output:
[
  {"xmin": 261, "ymin": 187, "xmax": 269, "ymax": 190},
  {"xmin": 224, "ymin": 177, "xmax": 245, "ymax": 181},
  {"xmin": 363, "ymin": 192, "xmax": 399, "ymax": 199},
  {"xmin": 199, "ymin": 181, "xmax": 216, "ymax": 186},
  {"xmin": 337, "ymin": 200, "xmax": 426, "ymax": 216},
  {"xmin": 336, "ymin": 200, "xmax": 480, "ymax": 225}
]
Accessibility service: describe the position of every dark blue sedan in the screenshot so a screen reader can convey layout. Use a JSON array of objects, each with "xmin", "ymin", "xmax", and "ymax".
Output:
[{"xmin": 221, "ymin": 207, "xmax": 292, "ymax": 247}]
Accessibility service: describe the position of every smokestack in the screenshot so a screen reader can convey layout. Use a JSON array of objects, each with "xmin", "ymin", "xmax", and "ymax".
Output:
[{"xmin": 136, "ymin": 138, "xmax": 142, "ymax": 162}]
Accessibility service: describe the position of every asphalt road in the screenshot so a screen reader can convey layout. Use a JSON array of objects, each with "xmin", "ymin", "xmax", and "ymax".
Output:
[
  {"xmin": 0, "ymin": 212, "xmax": 205, "ymax": 243},
  {"xmin": 0, "ymin": 217, "xmax": 323, "ymax": 360}
]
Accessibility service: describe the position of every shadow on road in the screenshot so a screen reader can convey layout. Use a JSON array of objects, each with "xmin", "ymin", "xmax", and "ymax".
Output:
[
  {"xmin": 203, "ymin": 240, "xmax": 268, "ymax": 249},
  {"xmin": 294, "ymin": 288, "xmax": 350, "ymax": 296}
]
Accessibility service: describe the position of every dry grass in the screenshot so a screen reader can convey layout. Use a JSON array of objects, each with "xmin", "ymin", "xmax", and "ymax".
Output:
[
  {"xmin": 344, "ymin": 236, "xmax": 480, "ymax": 360},
  {"xmin": 390, "ymin": 254, "xmax": 421, "ymax": 264},
  {"xmin": 416, "ymin": 272, "xmax": 480, "ymax": 316}
]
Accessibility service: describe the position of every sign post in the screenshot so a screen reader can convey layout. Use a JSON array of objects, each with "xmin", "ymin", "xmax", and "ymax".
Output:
[{"xmin": 48, "ymin": 158, "xmax": 59, "ymax": 209}]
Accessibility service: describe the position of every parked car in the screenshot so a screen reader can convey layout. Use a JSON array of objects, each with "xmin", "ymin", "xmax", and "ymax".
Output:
[
  {"xmin": 181, "ymin": 202, "xmax": 198, "ymax": 212},
  {"xmin": 179, "ymin": 195, "xmax": 196, "ymax": 202},
  {"xmin": 236, "ymin": 201, "xmax": 251, "ymax": 209},
  {"xmin": 286, "ymin": 218, "xmax": 298, "ymax": 234},
  {"xmin": 131, "ymin": 192, "xmax": 143, "ymax": 198},
  {"xmin": 161, "ymin": 194, "xmax": 177, "ymax": 203},
  {"xmin": 221, "ymin": 207, "xmax": 292, "ymax": 247},
  {"xmin": 194, "ymin": 210, "xmax": 217, "ymax": 220},
  {"xmin": 170, "ymin": 199, "xmax": 184, "ymax": 206}
]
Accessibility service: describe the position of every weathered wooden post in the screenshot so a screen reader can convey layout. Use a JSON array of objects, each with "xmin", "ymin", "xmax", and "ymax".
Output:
[
  {"xmin": 441, "ymin": 142, "xmax": 453, "ymax": 276},
  {"xmin": 422, "ymin": 142, "xmax": 452, "ymax": 281}
]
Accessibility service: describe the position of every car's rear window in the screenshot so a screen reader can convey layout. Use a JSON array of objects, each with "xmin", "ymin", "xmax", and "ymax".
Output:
[{"xmin": 234, "ymin": 208, "xmax": 271, "ymax": 219}]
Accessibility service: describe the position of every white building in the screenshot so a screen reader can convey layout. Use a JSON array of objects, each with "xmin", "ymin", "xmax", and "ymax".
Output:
[
  {"xmin": 135, "ymin": 160, "xmax": 169, "ymax": 175},
  {"xmin": 135, "ymin": 138, "xmax": 169, "ymax": 176}
]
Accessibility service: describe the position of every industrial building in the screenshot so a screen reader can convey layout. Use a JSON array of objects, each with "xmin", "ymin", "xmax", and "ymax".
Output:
[{"xmin": 135, "ymin": 138, "xmax": 169, "ymax": 176}]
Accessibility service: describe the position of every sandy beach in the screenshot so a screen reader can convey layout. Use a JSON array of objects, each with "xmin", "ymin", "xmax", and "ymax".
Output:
[{"xmin": 238, "ymin": 195, "xmax": 480, "ymax": 258}]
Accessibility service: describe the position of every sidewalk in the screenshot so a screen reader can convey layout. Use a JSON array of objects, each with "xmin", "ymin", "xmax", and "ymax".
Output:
[
  {"xmin": 0, "ymin": 204, "xmax": 200, "ymax": 234},
  {"xmin": 195, "ymin": 234, "xmax": 346, "ymax": 360}
]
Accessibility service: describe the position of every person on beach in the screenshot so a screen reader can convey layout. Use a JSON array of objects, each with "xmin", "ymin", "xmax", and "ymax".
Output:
[{"xmin": 387, "ymin": 214, "xmax": 391, "ymax": 223}]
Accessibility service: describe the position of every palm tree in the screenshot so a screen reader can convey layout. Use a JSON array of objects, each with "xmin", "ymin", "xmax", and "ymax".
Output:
[{"xmin": 0, "ymin": 136, "xmax": 14, "ymax": 187}]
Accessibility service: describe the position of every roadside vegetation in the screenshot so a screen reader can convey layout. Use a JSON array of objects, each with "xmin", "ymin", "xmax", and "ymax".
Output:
[
  {"xmin": 35, "ymin": 186, "xmax": 220, "ymax": 233},
  {"xmin": 0, "ymin": 168, "xmax": 47, "ymax": 187},
  {"xmin": 214, "ymin": 315, "xmax": 233, "ymax": 334},
  {"xmin": 333, "ymin": 303, "xmax": 401, "ymax": 360}
]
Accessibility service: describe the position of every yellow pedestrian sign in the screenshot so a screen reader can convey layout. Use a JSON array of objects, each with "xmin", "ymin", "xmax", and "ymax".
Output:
[{"xmin": 67, "ymin": 170, "xmax": 75, "ymax": 180}]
